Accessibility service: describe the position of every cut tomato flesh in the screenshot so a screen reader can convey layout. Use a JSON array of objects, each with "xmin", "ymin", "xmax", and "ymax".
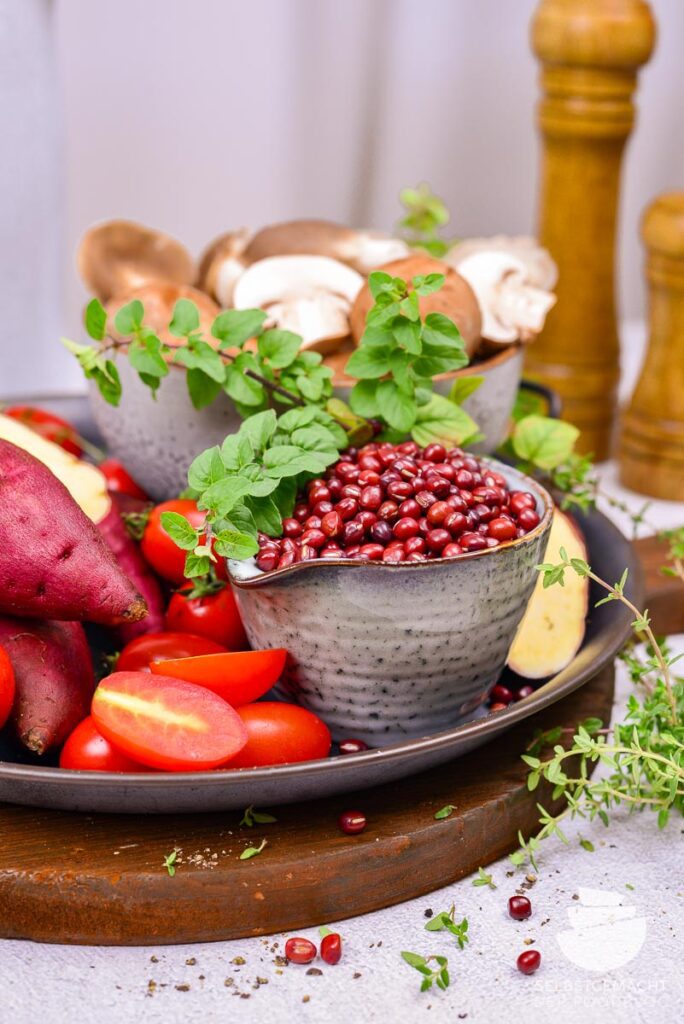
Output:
[
  {"xmin": 91, "ymin": 671, "xmax": 248, "ymax": 771},
  {"xmin": 150, "ymin": 648, "xmax": 287, "ymax": 706}
]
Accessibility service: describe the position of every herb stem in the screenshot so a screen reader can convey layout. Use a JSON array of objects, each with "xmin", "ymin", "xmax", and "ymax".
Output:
[
  {"xmin": 101, "ymin": 335, "xmax": 307, "ymax": 410},
  {"xmin": 585, "ymin": 568, "xmax": 678, "ymax": 721}
]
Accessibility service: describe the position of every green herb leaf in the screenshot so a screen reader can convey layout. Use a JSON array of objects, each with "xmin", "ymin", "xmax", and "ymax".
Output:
[
  {"xmin": 160, "ymin": 511, "xmax": 200, "ymax": 551},
  {"xmin": 412, "ymin": 394, "xmax": 479, "ymax": 447},
  {"xmin": 472, "ymin": 866, "xmax": 497, "ymax": 890},
  {"xmin": 375, "ymin": 379, "xmax": 417, "ymax": 432},
  {"xmin": 163, "ymin": 850, "xmax": 178, "ymax": 877},
  {"xmin": 84, "ymin": 298, "xmax": 107, "ymax": 341},
  {"xmin": 240, "ymin": 805, "xmax": 277, "ymax": 827},
  {"xmin": 434, "ymin": 804, "xmax": 456, "ymax": 820},
  {"xmin": 345, "ymin": 344, "xmax": 393, "ymax": 379},
  {"xmin": 512, "ymin": 415, "xmax": 580, "ymax": 471},
  {"xmin": 114, "ymin": 300, "xmax": 144, "ymax": 336},
  {"xmin": 240, "ymin": 838, "xmax": 267, "ymax": 860},
  {"xmin": 257, "ymin": 329, "xmax": 302, "ymax": 369},
  {"xmin": 169, "ymin": 298, "xmax": 201, "ymax": 338},
  {"xmin": 212, "ymin": 308, "xmax": 267, "ymax": 348},
  {"xmin": 448, "ymin": 375, "xmax": 484, "ymax": 405}
]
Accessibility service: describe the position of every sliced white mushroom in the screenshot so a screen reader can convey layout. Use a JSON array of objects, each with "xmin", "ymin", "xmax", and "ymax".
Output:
[
  {"xmin": 446, "ymin": 235, "xmax": 558, "ymax": 291},
  {"xmin": 455, "ymin": 251, "xmax": 557, "ymax": 345},
  {"xmin": 232, "ymin": 255, "xmax": 363, "ymax": 353},
  {"xmin": 197, "ymin": 228, "xmax": 252, "ymax": 306},
  {"xmin": 243, "ymin": 220, "xmax": 409, "ymax": 274}
]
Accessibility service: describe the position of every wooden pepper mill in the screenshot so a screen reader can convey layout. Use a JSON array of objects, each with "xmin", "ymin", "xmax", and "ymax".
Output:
[
  {"xmin": 527, "ymin": 0, "xmax": 656, "ymax": 459},
  {"xmin": 619, "ymin": 193, "xmax": 684, "ymax": 499}
]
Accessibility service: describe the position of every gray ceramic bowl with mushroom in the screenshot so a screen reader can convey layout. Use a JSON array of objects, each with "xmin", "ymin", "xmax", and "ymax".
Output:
[{"xmin": 228, "ymin": 460, "xmax": 552, "ymax": 744}]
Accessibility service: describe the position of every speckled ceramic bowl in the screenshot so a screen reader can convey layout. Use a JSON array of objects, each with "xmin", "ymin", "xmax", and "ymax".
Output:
[
  {"xmin": 88, "ymin": 358, "xmax": 242, "ymax": 501},
  {"xmin": 327, "ymin": 343, "xmax": 524, "ymax": 454},
  {"xmin": 229, "ymin": 459, "xmax": 552, "ymax": 743}
]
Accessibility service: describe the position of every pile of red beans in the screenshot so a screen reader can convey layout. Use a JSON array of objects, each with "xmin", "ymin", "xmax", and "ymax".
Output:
[{"xmin": 255, "ymin": 441, "xmax": 541, "ymax": 572}]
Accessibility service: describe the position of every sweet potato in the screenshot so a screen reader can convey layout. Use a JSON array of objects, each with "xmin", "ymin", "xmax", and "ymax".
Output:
[
  {"xmin": 0, "ymin": 439, "xmax": 147, "ymax": 625},
  {"xmin": 0, "ymin": 616, "xmax": 95, "ymax": 754},
  {"xmin": 97, "ymin": 505, "xmax": 165, "ymax": 643}
]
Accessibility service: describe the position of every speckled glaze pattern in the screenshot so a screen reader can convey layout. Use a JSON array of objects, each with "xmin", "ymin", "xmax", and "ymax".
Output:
[
  {"xmin": 439, "ymin": 347, "xmax": 524, "ymax": 453},
  {"xmin": 88, "ymin": 358, "xmax": 242, "ymax": 500},
  {"xmin": 230, "ymin": 461, "xmax": 551, "ymax": 743}
]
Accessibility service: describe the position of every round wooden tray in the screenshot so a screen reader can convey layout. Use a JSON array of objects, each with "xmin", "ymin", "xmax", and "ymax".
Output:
[{"xmin": 0, "ymin": 664, "xmax": 613, "ymax": 945}]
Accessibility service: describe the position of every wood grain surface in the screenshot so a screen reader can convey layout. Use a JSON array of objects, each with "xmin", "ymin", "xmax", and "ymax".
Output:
[
  {"xmin": 619, "ymin": 192, "xmax": 684, "ymax": 499},
  {"xmin": 0, "ymin": 666, "xmax": 614, "ymax": 946},
  {"xmin": 527, "ymin": 0, "xmax": 656, "ymax": 459}
]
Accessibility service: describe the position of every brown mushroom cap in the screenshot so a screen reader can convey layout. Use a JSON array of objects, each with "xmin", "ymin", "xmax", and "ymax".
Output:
[
  {"xmin": 78, "ymin": 220, "xmax": 195, "ymax": 302},
  {"xmin": 349, "ymin": 255, "xmax": 482, "ymax": 358},
  {"xmin": 243, "ymin": 219, "xmax": 409, "ymax": 274},
  {"xmin": 106, "ymin": 282, "xmax": 220, "ymax": 351}
]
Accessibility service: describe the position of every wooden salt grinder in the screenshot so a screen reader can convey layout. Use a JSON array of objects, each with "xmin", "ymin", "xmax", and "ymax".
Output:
[
  {"xmin": 619, "ymin": 193, "xmax": 684, "ymax": 499},
  {"xmin": 527, "ymin": 0, "xmax": 656, "ymax": 459}
]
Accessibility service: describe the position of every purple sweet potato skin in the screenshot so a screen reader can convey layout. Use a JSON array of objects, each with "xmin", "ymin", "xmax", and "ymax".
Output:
[
  {"xmin": 0, "ymin": 440, "xmax": 147, "ymax": 625},
  {"xmin": 97, "ymin": 506, "xmax": 165, "ymax": 643},
  {"xmin": 0, "ymin": 616, "xmax": 95, "ymax": 754}
]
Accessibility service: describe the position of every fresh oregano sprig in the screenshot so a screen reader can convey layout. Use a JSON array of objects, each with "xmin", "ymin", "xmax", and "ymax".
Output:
[
  {"xmin": 397, "ymin": 183, "xmax": 454, "ymax": 258},
  {"xmin": 160, "ymin": 406, "xmax": 346, "ymax": 568},
  {"xmin": 65, "ymin": 296, "xmax": 335, "ymax": 415},
  {"xmin": 510, "ymin": 552, "xmax": 684, "ymax": 870},
  {"xmin": 346, "ymin": 271, "xmax": 479, "ymax": 447}
]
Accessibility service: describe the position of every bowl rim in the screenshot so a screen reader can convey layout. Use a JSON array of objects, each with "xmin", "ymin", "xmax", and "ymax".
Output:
[{"xmin": 229, "ymin": 455, "xmax": 553, "ymax": 589}]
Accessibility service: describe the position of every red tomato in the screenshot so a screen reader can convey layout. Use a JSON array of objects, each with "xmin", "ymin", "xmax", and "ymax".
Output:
[
  {"xmin": 92, "ymin": 671, "xmax": 248, "ymax": 771},
  {"xmin": 59, "ymin": 716, "xmax": 146, "ymax": 772},
  {"xmin": 225, "ymin": 702, "xmax": 331, "ymax": 769},
  {"xmin": 150, "ymin": 649, "xmax": 287, "ymax": 705},
  {"xmin": 117, "ymin": 632, "xmax": 227, "ymax": 672},
  {"xmin": 5, "ymin": 405, "xmax": 83, "ymax": 457},
  {"xmin": 141, "ymin": 499, "xmax": 206, "ymax": 584},
  {"xmin": 166, "ymin": 586, "xmax": 248, "ymax": 650},
  {"xmin": 0, "ymin": 644, "xmax": 16, "ymax": 729},
  {"xmin": 99, "ymin": 459, "xmax": 149, "ymax": 500}
]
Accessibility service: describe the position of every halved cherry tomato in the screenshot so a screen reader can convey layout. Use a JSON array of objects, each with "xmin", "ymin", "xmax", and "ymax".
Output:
[
  {"xmin": 92, "ymin": 671, "xmax": 248, "ymax": 771},
  {"xmin": 0, "ymin": 644, "xmax": 16, "ymax": 730},
  {"xmin": 224, "ymin": 702, "xmax": 331, "ymax": 769},
  {"xmin": 141, "ymin": 499, "xmax": 206, "ymax": 584},
  {"xmin": 99, "ymin": 459, "xmax": 149, "ymax": 500},
  {"xmin": 117, "ymin": 632, "xmax": 227, "ymax": 672},
  {"xmin": 150, "ymin": 649, "xmax": 287, "ymax": 705},
  {"xmin": 4, "ymin": 405, "xmax": 84, "ymax": 457},
  {"xmin": 166, "ymin": 586, "xmax": 248, "ymax": 650},
  {"xmin": 59, "ymin": 716, "xmax": 147, "ymax": 772}
]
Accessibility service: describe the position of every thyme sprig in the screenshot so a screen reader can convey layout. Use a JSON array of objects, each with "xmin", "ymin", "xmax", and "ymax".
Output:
[{"xmin": 510, "ymin": 552, "xmax": 684, "ymax": 870}]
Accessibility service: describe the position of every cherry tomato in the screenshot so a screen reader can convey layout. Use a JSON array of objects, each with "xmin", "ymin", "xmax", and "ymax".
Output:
[
  {"xmin": 99, "ymin": 459, "xmax": 149, "ymax": 500},
  {"xmin": 117, "ymin": 632, "xmax": 227, "ymax": 672},
  {"xmin": 141, "ymin": 499, "xmax": 206, "ymax": 584},
  {"xmin": 59, "ymin": 716, "xmax": 146, "ymax": 772},
  {"xmin": 92, "ymin": 671, "xmax": 248, "ymax": 771},
  {"xmin": 166, "ymin": 586, "xmax": 248, "ymax": 650},
  {"xmin": 225, "ymin": 702, "xmax": 331, "ymax": 769},
  {"xmin": 150, "ymin": 649, "xmax": 287, "ymax": 705},
  {"xmin": 4, "ymin": 405, "xmax": 83, "ymax": 457},
  {"xmin": 0, "ymin": 644, "xmax": 16, "ymax": 730}
]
